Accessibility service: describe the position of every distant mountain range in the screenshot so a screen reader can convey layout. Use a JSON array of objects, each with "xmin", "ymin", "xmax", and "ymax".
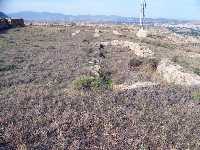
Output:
[
  {"xmin": 8, "ymin": 11, "xmax": 183, "ymax": 24},
  {"xmin": 0, "ymin": 11, "xmax": 197, "ymax": 25},
  {"xmin": 8, "ymin": 11, "xmax": 135, "ymax": 23},
  {"xmin": 0, "ymin": 12, "xmax": 8, "ymax": 18}
]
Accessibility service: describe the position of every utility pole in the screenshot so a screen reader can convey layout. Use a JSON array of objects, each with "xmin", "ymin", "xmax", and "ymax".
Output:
[
  {"xmin": 137, "ymin": 0, "xmax": 148, "ymax": 38},
  {"xmin": 140, "ymin": 0, "xmax": 147, "ymax": 29}
]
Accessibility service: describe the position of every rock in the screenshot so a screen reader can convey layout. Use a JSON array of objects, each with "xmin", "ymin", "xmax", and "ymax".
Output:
[
  {"xmin": 94, "ymin": 32, "xmax": 100, "ymax": 37},
  {"xmin": 90, "ymin": 64, "xmax": 101, "ymax": 77},
  {"xmin": 136, "ymin": 29, "xmax": 148, "ymax": 38},
  {"xmin": 186, "ymin": 52, "xmax": 200, "ymax": 58},
  {"xmin": 94, "ymin": 29, "xmax": 101, "ymax": 37},
  {"xmin": 100, "ymin": 41, "xmax": 110, "ymax": 46},
  {"xmin": 72, "ymin": 30, "xmax": 80, "ymax": 36},
  {"xmin": 100, "ymin": 40, "xmax": 154, "ymax": 58},
  {"xmin": 95, "ymin": 29, "xmax": 100, "ymax": 33},
  {"xmin": 113, "ymin": 82, "xmax": 158, "ymax": 91},
  {"xmin": 157, "ymin": 58, "xmax": 200, "ymax": 87},
  {"xmin": 113, "ymin": 30, "xmax": 122, "ymax": 36}
]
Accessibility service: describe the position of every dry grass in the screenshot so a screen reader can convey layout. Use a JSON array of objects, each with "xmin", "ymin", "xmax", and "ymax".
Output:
[{"xmin": 0, "ymin": 25, "xmax": 200, "ymax": 149}]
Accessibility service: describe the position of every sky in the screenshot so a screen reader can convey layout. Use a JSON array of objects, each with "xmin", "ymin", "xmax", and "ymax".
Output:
[{"xmin": 0, "ymin": 0, "xmax": 200, "ymax": 20}]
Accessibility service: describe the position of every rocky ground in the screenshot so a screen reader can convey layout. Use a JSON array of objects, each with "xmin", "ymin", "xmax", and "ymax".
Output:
[{"xmin": 0, "ymin": 24, "xmax": 200, "ymax": 149}]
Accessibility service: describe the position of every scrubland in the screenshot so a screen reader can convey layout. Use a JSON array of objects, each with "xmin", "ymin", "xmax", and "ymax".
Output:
[{"xmin": 0, "ymin": 24, "xmax": 200, "ymax": 149}]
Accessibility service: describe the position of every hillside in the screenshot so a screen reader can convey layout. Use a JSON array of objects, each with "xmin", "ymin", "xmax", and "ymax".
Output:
[{"xmin": 0, "ymin": 24, "xmax": 200, "ymax": 149}]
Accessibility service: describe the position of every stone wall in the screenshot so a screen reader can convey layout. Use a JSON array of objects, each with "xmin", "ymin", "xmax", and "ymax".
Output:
[
  {"xmin": 0, "ymin": 18, "xmax": 10, "ymax": 30},
  {"xmin": 0, "ymin": 18, "xmax": 25, "ymax": 30},
  {"xmin": 10, "ymin": 19, "xmax": 25, "ymax": 27}
]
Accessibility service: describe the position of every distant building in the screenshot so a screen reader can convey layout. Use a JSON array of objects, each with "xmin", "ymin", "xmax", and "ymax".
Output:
[
  {"xmin": 0, "ymin": 18, "xmax": 25, "ymax": 30},
  {"xmin": 0, "ymin": 18, "xmax": 10, "ymax": 30},
  {"xmin": 10, "ymin": 19, "xmax": 25, "ymax": 27}
]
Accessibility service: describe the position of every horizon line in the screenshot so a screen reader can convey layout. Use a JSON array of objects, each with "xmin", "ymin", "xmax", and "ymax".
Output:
[{"xmin": 4, "ymin": 11, "xmax": 200, "ymax": 22}]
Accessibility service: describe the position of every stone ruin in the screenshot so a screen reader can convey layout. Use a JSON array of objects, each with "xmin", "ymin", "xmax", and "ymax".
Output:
[
  {"xmin": 0, "ymin": 18, "xmax": 25, "ymax": 30},
  {"xmin": 10, "ymin": 19, "xmax": 25, "ymax": 27},
  {"xmin": 0, "ymin": 18, "xmax": 10, "ymax": 30}
]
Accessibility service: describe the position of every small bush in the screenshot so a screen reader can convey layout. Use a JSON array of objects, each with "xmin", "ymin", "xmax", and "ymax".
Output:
[
  {"xmin": 194, "ymin": 68, "xmax": 200, "ymax": 76},
  {"xmin": 0, "ymin": 64, "xmax": 16, "ymax": 72},
  {"xmin": 73, "ymin": 75, "xmax": 112, "ymax": 90},
  {"xmin": 73, "ymin": 76, "xmax": 98, "ymax": 90},
  {"xmin": 192, "ymin": 92, "xmax": 200, "ymax": 101},
  {"xmin": 171, "ymin": 56, "xmax": 179, "ymax": 63}
]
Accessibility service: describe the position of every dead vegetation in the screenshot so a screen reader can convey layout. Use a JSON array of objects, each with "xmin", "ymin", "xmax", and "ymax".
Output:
[{"xmin": 0, "ymin": 24, "xmax": 200, "ymax": 149}]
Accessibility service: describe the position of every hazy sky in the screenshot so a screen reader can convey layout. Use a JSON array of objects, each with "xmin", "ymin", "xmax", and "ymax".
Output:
[{"xmin": 1, "ymin": 0, "xmax": 200, "ymax": 20}]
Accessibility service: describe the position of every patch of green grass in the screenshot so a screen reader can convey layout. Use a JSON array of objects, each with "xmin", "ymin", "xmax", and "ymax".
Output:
[
  {"xmin": 73, "ymin": 74, "xmax": 113, "ymax": 90},
  {"xmin": 192, "ymin": 92, "xmax": 200, "ymax": 101}
]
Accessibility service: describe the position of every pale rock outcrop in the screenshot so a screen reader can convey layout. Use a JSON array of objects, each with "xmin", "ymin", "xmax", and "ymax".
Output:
[
  {"xmin": 94, "ymin": 29, "xmax": 101, "ymax": 37},
  {"xmin": 90, "ymin": 64, "xmax": 101, "ymax": 77},
  {"xmin": 94, "ymin": 33, "xmax": 100, "ymax": 38},
  {"xmin": 186, "ymin": 52, "xmax": 200, "ymax": 58},
  {"xmin": 72, "ymin": 30, "xmax": 80, "ymax": 36},
  {"xmin": 113, "ymin": 30, "xmax": 122, "ymax": 36},
  {"xmin": 100, "ymin": 40, "xmax": 154, "ymax": 57},
  {"xmin": 136, "ymin": 29, "xmax": 148, "ymax": 38},
  {"xmin": 113, "ymin": 82, "xmax": 158, "ymax": 91},
  {"xmin": 157, "ymin": 58, "xmax": 200, "ymax": 87}
]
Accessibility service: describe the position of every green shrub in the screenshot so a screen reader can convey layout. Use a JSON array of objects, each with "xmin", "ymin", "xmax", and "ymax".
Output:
[
  {"xmin": 73, "ymin": 75, "xmax": 112, "ymax": 90},
  {"xmin": 192, "ymin": 92, "xmax": 200, "ymax": 101},
  {"xmin": 194, "ymin": 68, "xmax": 200, "ymax": 76},
  {"xmin": 171, "ymin": 56, "xmax": 179, "ymax": 63},
  {"xmin": 0, "ymin": 64, "xmax": 16, "ymax": 72},
  {"xmin": 73, "ymin": 76, "xmax": 95, "ymax": 90}
]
